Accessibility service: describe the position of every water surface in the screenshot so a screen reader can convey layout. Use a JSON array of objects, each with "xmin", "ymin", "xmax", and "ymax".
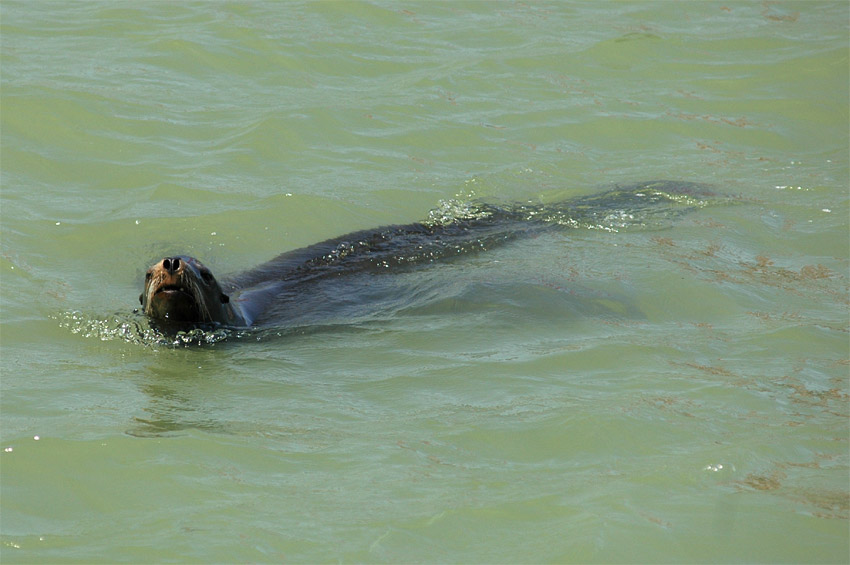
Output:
[{"xmin": 1, "ymin": 1, "xmax": 848, "ymax": 562}]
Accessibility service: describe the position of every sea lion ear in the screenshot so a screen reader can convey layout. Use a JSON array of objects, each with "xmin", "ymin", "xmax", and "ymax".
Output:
[
  {"xmin": 220, "ymin": 293, "xmax": 230, "ymax": 304},
  {"xmin": 139, "ymin": 293, "xmax": 143, "ymax": 305}
]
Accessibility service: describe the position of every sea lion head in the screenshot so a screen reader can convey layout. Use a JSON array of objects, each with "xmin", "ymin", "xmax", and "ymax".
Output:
[{"xmin": 140, "ymin": 256, "xmax": 233, "ymax": 326}]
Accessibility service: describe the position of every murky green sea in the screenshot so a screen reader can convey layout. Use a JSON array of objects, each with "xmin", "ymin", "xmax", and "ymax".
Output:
[{"xmin": 2, "ymin": 2, "xmax": 848, "ymax": 563}]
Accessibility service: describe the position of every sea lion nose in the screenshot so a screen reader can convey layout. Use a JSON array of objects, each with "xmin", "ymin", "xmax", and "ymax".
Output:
[{"xmin": 163, "ymin": 257, "xmax": 181, "ymax": 274}]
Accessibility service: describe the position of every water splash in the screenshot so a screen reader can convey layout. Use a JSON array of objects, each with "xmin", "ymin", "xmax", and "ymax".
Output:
[
  {"xmin": 424, "ymin": 198, "xmax": 493, "ymax": 227},
  {"xmin": 427, "ymin": 181, "xmax": 723, "ymax": 233},
  {"xmin": 56, "ymin": 310, "xmax": 236, "ymax": 347}
]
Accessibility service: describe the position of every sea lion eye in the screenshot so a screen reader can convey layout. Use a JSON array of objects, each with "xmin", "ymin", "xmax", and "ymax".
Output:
[
  {"xmin": 145, "ymin": 272, "xmax": 152, "ymax": 281},
  {"xmin": 201, "ymin": 270, "xmax": 214, "ymax": 284}
]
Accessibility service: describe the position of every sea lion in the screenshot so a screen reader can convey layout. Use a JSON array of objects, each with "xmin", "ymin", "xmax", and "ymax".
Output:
[{"xmin": 139, "ymin": 181, "xmax": 720, "ymax": 330}]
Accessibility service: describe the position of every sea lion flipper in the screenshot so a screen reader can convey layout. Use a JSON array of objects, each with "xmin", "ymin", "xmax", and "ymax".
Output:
[{"xmin": 228, "ymin": 281, "xmax": 285, "ymax": 328}]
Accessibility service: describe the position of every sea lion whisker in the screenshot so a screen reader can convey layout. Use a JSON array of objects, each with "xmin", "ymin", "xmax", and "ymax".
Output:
[
  {"xmin": 185, "ymin": 277, "xmax": 212, "ymax": 321},
  {"xmin": 144, "ymin": 272, "xmax": 166, "ymax": 314}
]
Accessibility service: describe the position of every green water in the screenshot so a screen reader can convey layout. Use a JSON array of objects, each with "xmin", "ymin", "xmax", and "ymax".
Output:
[{"xmin": 1, "ymin": 1, "xmax": 847, "ymax": 563}]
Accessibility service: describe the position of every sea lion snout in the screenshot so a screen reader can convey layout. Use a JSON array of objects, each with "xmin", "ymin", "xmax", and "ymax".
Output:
[
  {"xmin": 162, "ymin": 257, "xmax": 182, "ymax": 275},
  {"xmin": 149, "ymin": 256, "xmax": 204, "ymax": 293}
]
